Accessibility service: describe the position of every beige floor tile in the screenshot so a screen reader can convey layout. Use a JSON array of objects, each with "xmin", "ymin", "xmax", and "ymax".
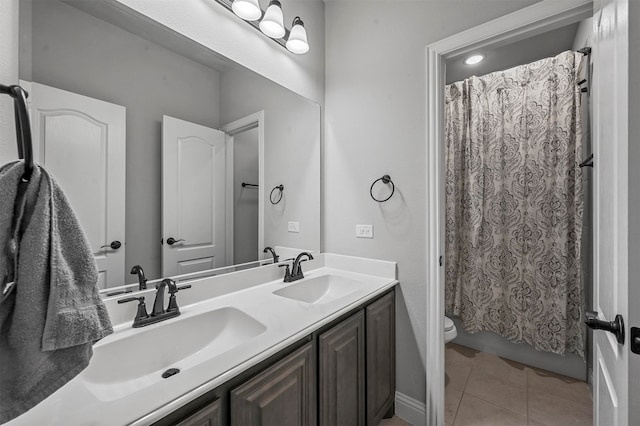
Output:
[
  {"xmin": 527, "ymin": 368, "xmax": 592, "ymax": 408},
  {"xmin": 453, "ymin": 393, "xmax": 528, "ymax": 426},
  {"xmin": 446, "ymin": 385, "xmax": 463, "ymax": 425},
  {"xmin": 527, "ymin": 418, "xmax": 548, "ymax": 426},
  {"xmin": 473, "ymin": 351, "xmax": 528, "ymax": 386},
  {"xmin": 528, "ymin": 389, "xmax": 593, "ymax": 426},
  {"xmin": 379, "ymin": 415, "xmax": 410, "ymax": 426},
  {"xmin": 445, "ymin": 344, "xmax": 476, "ymax": 391},
  {"xmin": 446, "ymin": 343, "xmax": 480, "ymax": 366},
  {"xmin": 464, "ymin": 366, "xmax": 528, "ymax": 416}
]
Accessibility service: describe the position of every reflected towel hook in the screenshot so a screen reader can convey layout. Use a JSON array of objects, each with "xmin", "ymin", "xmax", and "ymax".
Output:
[
  {"xmin": 270, "ymin": 184, "xmax": 284, "ymax": 204},
  {"xmin": 370, "ymin": 174, "xmax": 395, "ymax": 202}
]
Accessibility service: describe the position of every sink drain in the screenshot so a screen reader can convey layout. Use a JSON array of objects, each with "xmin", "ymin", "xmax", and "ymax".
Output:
[{"xmin": 162, "ymin": 368, "xmax": 180, "ymax": 379}]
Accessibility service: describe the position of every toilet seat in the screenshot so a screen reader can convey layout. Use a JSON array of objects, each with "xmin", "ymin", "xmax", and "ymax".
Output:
[
  {"xmin": 444, "ymin": 316, "xmax": 454, "ymax": 332},
  {"xmin": 444, "ymin": 316, "xmax": 457, "ymax": 343}
]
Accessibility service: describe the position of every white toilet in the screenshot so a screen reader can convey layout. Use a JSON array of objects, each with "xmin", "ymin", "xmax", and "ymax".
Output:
[{"xmin": 444, "ymin": 316, "xmax": 457, "ymax": 343}]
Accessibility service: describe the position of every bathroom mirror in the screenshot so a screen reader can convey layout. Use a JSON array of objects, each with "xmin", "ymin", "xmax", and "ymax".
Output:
[{"xmin": 18, "ymin": 0, "xmax": 321, "ymax": 293}]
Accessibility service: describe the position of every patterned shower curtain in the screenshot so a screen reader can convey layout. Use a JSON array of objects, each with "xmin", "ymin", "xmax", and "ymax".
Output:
[{"xmin": 444, "ymin": 50, "xmax": 585, "ymax": 357}]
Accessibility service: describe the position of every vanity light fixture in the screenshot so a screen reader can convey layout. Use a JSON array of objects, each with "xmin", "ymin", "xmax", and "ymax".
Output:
[
  {"xmin": 214, "ymin": 0, "xmax": 309, "ymax": 54},
  {"xmin": 286, "ymin": 17, "xmax": 309, "ymax": 54},
  {"xmin": 231, "ymin": 0, "xmax": 262, "ymax": 21},
  {"xmin": 259, "ymin": 0, "xmax": 285, "ymax": 39},
  {"xmin": 464, "ymin": 54, "xmax": 485, "ymax": 65}
]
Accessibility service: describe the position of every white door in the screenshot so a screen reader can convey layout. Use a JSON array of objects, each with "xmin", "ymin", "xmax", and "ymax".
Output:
[
  {"xmin": 591, "ymin": 0, "xmax": 630, "ymax": 424},
  {"xmin": 23, "ymin": 81, "xmax": 126, "ymax": 289},
  {"xmin": 162, "ymin": 115, "xmax": 227, "ymax": 276}
]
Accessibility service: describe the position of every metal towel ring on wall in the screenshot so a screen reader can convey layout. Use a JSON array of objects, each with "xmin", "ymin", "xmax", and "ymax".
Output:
[
  {"xmin": 370, "ymin": 175, "xmax": 395, "ymax": 202},
  {"xmin": 270, "ymin": 184, "xmax": 284, "ymax": 204}
]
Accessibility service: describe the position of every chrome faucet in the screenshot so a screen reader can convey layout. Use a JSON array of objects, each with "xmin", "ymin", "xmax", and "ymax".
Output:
[
  {"xmin": 263, "ymin": 246, "xmax": 279, "ymax": 263},
  {"xmin": 280, "ymin": 252, "xmax": 314, "ymax": 283},
  {"xmin": 118, "ymin": 278, "xmax": 191, "ymax": 328},
  {"xmin": 130, "ymin": 265, "xmax": 147, "ymax": 290}
]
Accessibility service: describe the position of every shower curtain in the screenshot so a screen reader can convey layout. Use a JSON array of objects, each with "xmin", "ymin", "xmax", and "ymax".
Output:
[{"xmin": 444, "ymin": 50, "xmax": 585, "ymax": 357}]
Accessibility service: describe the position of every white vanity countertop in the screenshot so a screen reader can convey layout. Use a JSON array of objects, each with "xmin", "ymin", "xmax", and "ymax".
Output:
[{"xmin": 8, "ymin": 253, "xmax": 397, "ymax": 426}]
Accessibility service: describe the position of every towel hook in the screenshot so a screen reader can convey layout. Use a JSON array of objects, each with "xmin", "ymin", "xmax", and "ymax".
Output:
[
  {"xmin": 370, "ymin": 175, "xmax": 395, "ymax": 202},
  {"xmin": 0, "ymin": 84, "xmax": 34, "ymax": 182},
  {"xmin": 270, "ymin": 184, "xmax": 284, "ymax": 204}
]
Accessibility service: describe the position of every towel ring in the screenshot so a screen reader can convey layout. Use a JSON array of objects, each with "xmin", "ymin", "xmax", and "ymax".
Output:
[
  {"xmin": 370, "ymin": 175, "xmax": 395, "ymax": 202},
  {"xmin": 270, "ymin": 184, "xmax": 284, "ymax": 205}
]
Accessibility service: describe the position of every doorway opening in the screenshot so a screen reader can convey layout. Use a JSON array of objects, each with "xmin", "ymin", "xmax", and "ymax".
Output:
[{"xmin": 424, "ymin": 2, "xmax": 594, "ymax": 424}]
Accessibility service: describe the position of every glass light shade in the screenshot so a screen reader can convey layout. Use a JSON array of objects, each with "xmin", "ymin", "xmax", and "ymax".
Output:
[
  {"xmin": 232, "ymin": 0, "xmax": 261, "ymax": 21},
  {"xmin": 259, "ymin": 0, "xmax": 285, "ymax": 38},
  {"xmin": 286, "ymin": 17, "xmax": 309, "ymax": 54}
]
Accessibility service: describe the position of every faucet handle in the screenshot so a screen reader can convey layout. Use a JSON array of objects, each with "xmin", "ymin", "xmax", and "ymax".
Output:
[
  {"xmin": 279, "ymin": 263, "xmax": 292, "ymax": 282},
  {"xmin": 169, "ymin": 284, "xmax": 192, "ymax": 294},
  {"xmin": 118, "ymin": 296, "xmax": 149, "ymax": 321},
  {"xmin": 166, "ymin": 284, "xmax": 191, "ymax": 313}
]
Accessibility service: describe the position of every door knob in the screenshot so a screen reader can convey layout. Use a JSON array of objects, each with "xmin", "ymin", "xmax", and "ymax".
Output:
[
  {"xmin": 585, "ymin": 311, "xmax": 625, "ymax": 344},
  {"xmin": 166, "ymin": 237, "xmax": 185, "ymax": 246},
  {"xmin": 100, "ymin": 240, "xmax": 122, "ymax": 250}
]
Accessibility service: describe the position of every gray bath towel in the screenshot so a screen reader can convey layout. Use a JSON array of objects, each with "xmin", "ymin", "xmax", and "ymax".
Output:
[{"xmin": 0, "ymin": 161, "xmax": 113, "ymax": 423}]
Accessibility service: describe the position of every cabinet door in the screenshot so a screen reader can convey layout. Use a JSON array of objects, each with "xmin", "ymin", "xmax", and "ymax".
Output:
[
  {"xmin": 366, "ymin": 291, "xmax": 396, "ymax": 425},
  {"xmin": 230, "ymin": 342, "xmax": 316, "ymax": 426},
  {"xmin": 319, "ymin": 311, "xmax": 365, "ymax": 426},
  {"xmin": 175, "ymin": 399, "xmax": 222, "ymax": 426}
]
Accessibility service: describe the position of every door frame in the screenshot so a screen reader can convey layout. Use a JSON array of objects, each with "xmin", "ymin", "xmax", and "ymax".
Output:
[
  {"xmin": 424, "ymin": 1, "xmax": 593, "ymax": 423},
  {"xmin": 221, "ymin": 111, "xmax": 265, "ymax": 265}
]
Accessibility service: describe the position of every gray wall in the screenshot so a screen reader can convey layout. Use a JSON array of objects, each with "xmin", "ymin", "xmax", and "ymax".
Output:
[
  {"xmin": 220, "ymin": 67, "xmax": 321, "ymax": 254},
  {"xmin": 628, "ymin": 0, "xmax": 640, "ymax": 418},
  {"xmin": 324, "ymin": 0, "xmax": 538, "ymax": 405},
  {"xmin": 233, "ymin": 127, "xmax": 259, "ymax": 264},
  {"xmin": 22, "ymin": 0, "xmax": 221, "ymax": 279}
]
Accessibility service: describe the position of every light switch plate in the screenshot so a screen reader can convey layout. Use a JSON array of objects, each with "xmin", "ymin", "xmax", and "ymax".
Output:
[
  {"xmin": 288, "ymin": 221, "xmax": 300, "ymax": 233},
  {"xmin": 356, "ymin": 224, "xmax": 373, "ymax": 238}
]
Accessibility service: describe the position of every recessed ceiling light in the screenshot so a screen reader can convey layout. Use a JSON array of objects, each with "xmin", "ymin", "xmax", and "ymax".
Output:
[{"xmin": 464, "ymin": 54, "xmax": 485, "ymax": 65}]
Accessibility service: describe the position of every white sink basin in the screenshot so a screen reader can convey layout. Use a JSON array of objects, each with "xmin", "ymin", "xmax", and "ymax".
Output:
[
  {"xmin": 83, "ymin": 307, "xmax": 266, "ymax": 400},
  {"xmin": 273, "ymin": 274, "xmax": 366, "ymax": 304}
]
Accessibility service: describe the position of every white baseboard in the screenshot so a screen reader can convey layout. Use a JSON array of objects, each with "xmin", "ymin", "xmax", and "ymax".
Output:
[{"xmin": 395, "ymin": 391, "xmax": 426, "ymax": 426}]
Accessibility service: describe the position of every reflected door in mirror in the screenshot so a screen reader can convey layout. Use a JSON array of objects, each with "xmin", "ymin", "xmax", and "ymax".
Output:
[
  {"xmin": 25, "ymin": 81, "xmax": 126, "ymax": 289},
  {"xmin": 162, "ymin": 115, "xmax": 227, "ymax": 276}
]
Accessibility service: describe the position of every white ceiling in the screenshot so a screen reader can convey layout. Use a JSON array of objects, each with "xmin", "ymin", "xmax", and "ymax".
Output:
[{"xmin": 446, "ymin": 22, "xmax": 580, "ymax": 85}]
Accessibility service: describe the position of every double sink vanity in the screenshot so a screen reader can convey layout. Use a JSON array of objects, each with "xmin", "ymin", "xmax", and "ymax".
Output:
[{"xmin": 9, "ymin": 253, "xmax": 397, "ymax": 425}]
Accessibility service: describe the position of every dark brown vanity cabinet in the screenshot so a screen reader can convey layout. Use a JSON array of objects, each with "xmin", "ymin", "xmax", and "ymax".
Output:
[
  {"xmin": 319, "ymin": 311, "xmax": 366, "ymax": 426},
  {"xmin": 157, "ymin": 287, "xmax": 396, "ymax": 426},
  {"xmin": 230, "ymin": 342, "xmax": 317, "ymax": 426},
  {"xmin": 175, "ymin": 399, "xmax": 222, "ymax": 426},
  {"xmin": 365, "ymin": 291, "xmax": 396, "ymax": 425}
]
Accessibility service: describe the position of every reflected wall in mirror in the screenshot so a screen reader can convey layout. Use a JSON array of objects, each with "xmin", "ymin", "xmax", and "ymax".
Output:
[{"xmin": 18, "ymin": 0, "xmax": 321, "ymax": 290}]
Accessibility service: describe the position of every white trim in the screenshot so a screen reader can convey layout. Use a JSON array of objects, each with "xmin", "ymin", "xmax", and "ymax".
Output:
[
  {"xmin": 395, "ymin": 391, "xmax": 426, "ymax": 426},
  {"xmin": 224, "ymin": 133, "xmax": 235, "ymax": 264},
  {"xmin": 424, "ymin": 1, "xmax": 592, "ymax": 424},
  {"xmin": 221, "ymin": 111, "xmax": 265, "ymax": 263},
  {"xmin": 433, "ymin": 0, "xmax": 592, "ymax": 59}
]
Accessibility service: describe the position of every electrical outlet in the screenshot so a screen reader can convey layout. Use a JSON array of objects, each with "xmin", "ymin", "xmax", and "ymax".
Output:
[
  {"xmin": 288, "ymin": 221, "xmax": 300, "ymax": 233},
  {"xmin": 356, "ymin": 224, "xmax": 373, "ymax": 238}
]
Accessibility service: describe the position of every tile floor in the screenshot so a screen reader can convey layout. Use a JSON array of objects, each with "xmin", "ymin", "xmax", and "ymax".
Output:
[
  {"xmin": 380, "ymin": 416, "xmax": 410, "ymax": 426},
  {"xmin": 445, "ymin": 343, "xmax": 593, "ymax": 426}
]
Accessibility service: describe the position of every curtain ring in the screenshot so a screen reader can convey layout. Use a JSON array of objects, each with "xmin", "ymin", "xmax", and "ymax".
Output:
[
  {"xmin": 270, "ymin": 184, "xmax": 284, "ymax": 204},
  {"xmin": 370, "ymin": 175, "xmax": 394, "ymax": 202}
]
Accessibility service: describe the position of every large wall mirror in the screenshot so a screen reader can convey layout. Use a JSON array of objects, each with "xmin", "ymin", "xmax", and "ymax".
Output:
[{"xmin": 18, "ymin": 0, "xmax": 321, "ymax": 292}]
